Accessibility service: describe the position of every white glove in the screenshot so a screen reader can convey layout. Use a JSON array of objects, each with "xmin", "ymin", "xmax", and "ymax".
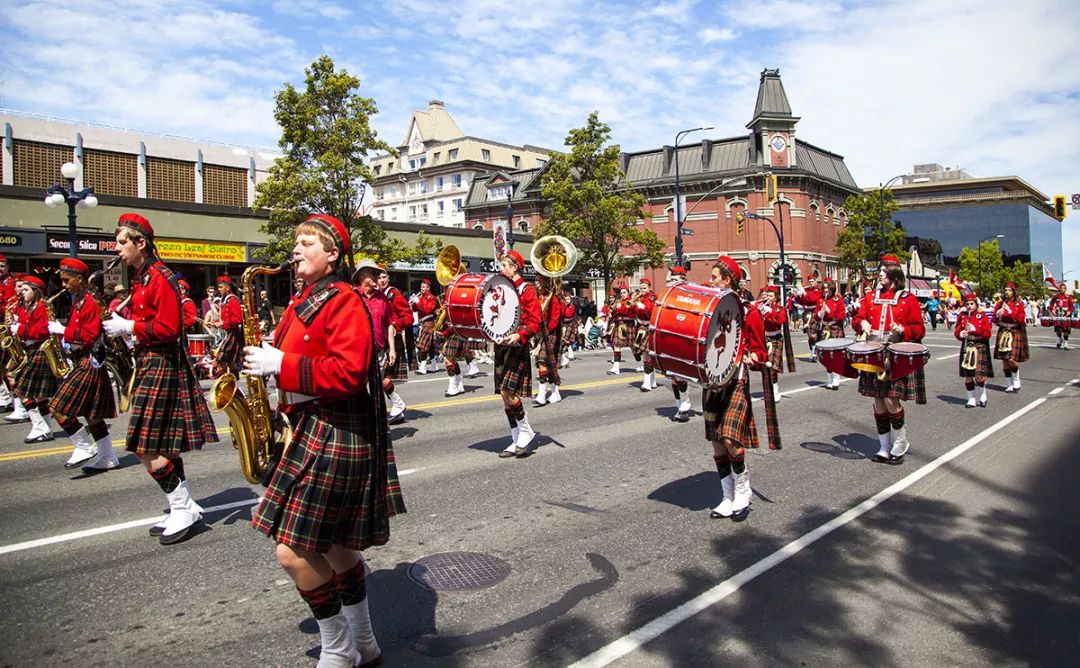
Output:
[
  {"xmin": 48, "ymin": 320, "xmax": 66, "ymax": 335},
  {"xmin": 103, "ymin": 314, "xmax": 134, "ymax": 338},
  {"xmin": 959, "ymin": 330, "xmax": 968, "ymax": 338},
  {"xmin": 243, "ymin": 342, "xmax": 284, "ymax": 377},
  {"xmin": 9, "ymin": 323, "xmax": 18, "ymax": 336},
  {"xmin": 860, "ymin": 320, "xmax": 872, "ymax": 334}
]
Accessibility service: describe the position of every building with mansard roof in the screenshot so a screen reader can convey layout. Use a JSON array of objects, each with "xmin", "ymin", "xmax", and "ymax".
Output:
[
  {"xmin": 465, "ymin": 68, "xmax": 862, "ymax": 293},
  {"xmin": 368, "ymin": 100, "xmax": 553, "ymax": 229}
]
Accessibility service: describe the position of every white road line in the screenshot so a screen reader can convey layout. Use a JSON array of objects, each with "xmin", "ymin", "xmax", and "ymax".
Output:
[
  {"xmin": 566, "ymin": 383, "xmax": 1064, "ymax": 668},
  {"xmin": 0, "ymin": 469, "xmax": 420, "ymax": 557},
  {"xmin": 1049, "ymin": 387, "xmax": 1064, "ymax": 395}
]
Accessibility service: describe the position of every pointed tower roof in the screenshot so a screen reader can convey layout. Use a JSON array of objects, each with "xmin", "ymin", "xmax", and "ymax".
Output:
[
  {"xmin": 747, "ymin": 68, "xmax": 800, "ymax": 129},
  {"xmin": 400, "ymin": 100, "xmax": 464, "ymax": 147}
]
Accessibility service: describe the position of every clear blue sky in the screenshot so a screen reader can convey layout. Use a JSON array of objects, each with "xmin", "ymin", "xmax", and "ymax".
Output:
[{"xmin": 2, "ymin": 0, "xmax": 1077, "ymax": 277}]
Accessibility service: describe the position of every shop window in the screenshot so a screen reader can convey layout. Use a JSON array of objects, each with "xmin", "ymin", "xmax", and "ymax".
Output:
[
  {"xmin": 203, "ymin": 163, "xmax": 247, "ymax": 207},
  {"xmin": 13, "ymin": 139, "xmax": 71, "ymax": 189},
  {"xmin": 147, "ymin": 156, "xmax": 196, "ymax": 202},
  {"xmin": 83, "ymin": 148, "xmax": 138, "ymax": 197}
]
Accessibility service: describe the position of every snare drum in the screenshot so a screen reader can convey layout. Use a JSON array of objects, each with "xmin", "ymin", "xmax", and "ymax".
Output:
[
  {"xmin": 1040, "ymin": 316, "xmax": 1062, "ymax": 327},
  {"xmin": 815, "ymin": 338, "xmax": 857, "ymax": 378},
  {"xmin": 444, "ymin": 273, "xmax": 521, "ymax": 342},
  {"xmin": 846, "ymin": 341, "xmax": 887, "ymax": 374},
  {"xmin": 647, "ymin": 283, "xmax": 744, "ymax": 388},
  {"xmin": 887, "ymin": 342, "xmax": 931, "ymax": 380},
  {"xmin": 188, "ymin": 334, "xmax": 212, "ymax": 358}
]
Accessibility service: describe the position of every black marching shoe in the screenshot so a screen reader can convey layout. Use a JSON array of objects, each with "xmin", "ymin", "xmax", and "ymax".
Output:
[
  {"xmin": 25, "ymin": 432, "xmax": 55, "ymax": 444},
  {"xmin": 387, "ymin": 412, "xmax": 406, "ymax": 426},
  {"xmin": 672, "ymin": 411, "xmax": 690, "ymax": 423}
]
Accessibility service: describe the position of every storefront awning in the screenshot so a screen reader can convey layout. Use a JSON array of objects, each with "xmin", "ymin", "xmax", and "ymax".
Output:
[{"xmin": 908, "ymin": 277, "xmax": 936, "ymax": 298}]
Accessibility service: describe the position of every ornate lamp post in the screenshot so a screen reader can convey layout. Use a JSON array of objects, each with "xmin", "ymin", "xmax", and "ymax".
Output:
[
  {"xmin": 673, "ymin": 125, "xmax": 713, "ymax": 268},
  {"xmin": 877, "ymin": 174, "xmax": 906, "ymax": 257},
  {"xmin": 44, "ymin": 161, "xmax": 98, "ymax": 258}
]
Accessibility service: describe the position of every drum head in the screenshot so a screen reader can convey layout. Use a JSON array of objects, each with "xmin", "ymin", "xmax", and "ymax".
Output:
[
  {"xmin": 480, "ymin": 274, "xmax": 521, "ymax": 339},
  {"xmin": 889, "ymin": 342, "xmax": 927, "ymax": 355},
  {"xmin": 847, "ymin": 341, "xmax": 884, "ymax": 354},
  {"xmin": 816, "ymin": 337, "xmax": 854, "ymax": 352},
  {"xmin": 704, "ymin": 290, "xmax": 744, "ymax": 386}
]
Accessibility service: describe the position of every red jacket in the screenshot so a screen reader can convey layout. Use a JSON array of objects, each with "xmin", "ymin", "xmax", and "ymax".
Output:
[
  {"xmin": 17, "ymin": 300, "xmax": 48, "ymax": 342},
  {"xmin": 562, "ymin": 301, "xmax": 576, "ymax": 320},
  {"xmin": 415, "ymin": 291, "xmax": 438, "ymax": 321},
  {"xmin": 542, "ymin": 293, "xmax": 562, "ymax": 333},
  {"xmin": 739, "ymin": 303, "xmax": 768, "ymax": 370},
  {"xmin": 219, "ymin": 293, "xmax": 243, "ymax": 330},
  {"xmin": 0, "ymin": 275, "xmax": 16, "ymax": 309},
  {"xmin": 994, "ymin": 299, "xmax": 1025, "ymax": 326},
  {"xmin": 955, "ymin": 309, "xmax": 991, "ymax": 340},
  {"xmin": 514, "ymin": 277, "xmax": 542, "ymax": 344},
  {"xmin": 274, "ymin": 280, "xmax": 372, "ymax": 401},
  {"xmin": 614, "ymin": 299, "xmax": 633, "ymax": 321},
  {"xmin": 852, "ymin": 289, "xmax": 925, "ymax": 342},
  {"xmin": 360, "ymin": 289, "xmax": 392, "ymax": 351},
  {"xmin": 634, "ymin": 293, "xmax": 656, "ymax": 323},
  {"xmin": 131, "ymin": 259, "xmax": 182, "ymax": 346},
  {"xmin": 1049, "ymin": 292, "xmax": 1076, "ymax": 316},
  {"xmin": 384, "ymin": 286, "xmax": 415, "ymax": 332},
  {"xmin": 820, "ymin": 294, "xmax": 846, "ymax": 322},
  {"xmin": 795, "ymin": 286, "xmax": 823, "ymax": 315},
  {"xmin": 64, "ymin": 291, "xmax": 103, "ymax": 347},
  {"xmin": 759, "ymin": 301, "xmax": 786, "ymax": 334},
  {"xmin": 181, "ymin": 296, "xmax": 198, "ymax": 331}
]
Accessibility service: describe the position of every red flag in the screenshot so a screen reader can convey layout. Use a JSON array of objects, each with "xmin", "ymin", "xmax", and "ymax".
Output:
[{"xmin": 1043, "ymin": 264, "xmax": 1057, "ymax": 288}]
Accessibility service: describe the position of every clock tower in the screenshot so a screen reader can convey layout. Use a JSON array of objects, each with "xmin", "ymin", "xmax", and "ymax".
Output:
[{"xmin": 747, "ymin": 68, "xmax": 799, "ymax": 169}]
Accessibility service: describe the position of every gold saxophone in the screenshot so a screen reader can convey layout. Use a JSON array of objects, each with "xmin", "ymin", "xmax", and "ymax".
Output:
[
  {"xmin": 210, "ymin": 261, "xmax": 293, "ymax": 486},
  {"xmin": 42, "ymin": 291, "xmax": 74, "ymax": 378},
  {"xmin": 1, "ymin": 301, "xmax": 28, "ymax": 376}
]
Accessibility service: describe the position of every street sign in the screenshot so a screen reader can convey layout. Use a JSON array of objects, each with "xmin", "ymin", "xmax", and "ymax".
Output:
[
  {"xmin": 1072, "ymin": 193, "xmax": 1080, "ymax": 210},
  {"xmin": 681, "ymin": 228, "xmax": 694, "ymax": 236}
]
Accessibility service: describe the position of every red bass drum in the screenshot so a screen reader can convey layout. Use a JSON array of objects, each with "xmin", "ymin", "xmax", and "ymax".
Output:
[
  {"xmin": 444, "ymin": 273, "xmax": 521, "ymax": 342},
  {"xmin": 647, "ymin": 283, "xmax": 744, "ymax": 388}
]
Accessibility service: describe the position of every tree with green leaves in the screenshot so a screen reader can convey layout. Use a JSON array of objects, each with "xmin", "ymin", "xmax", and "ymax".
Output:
[
  {"xmin": 537, "ymin": 112, "xmax": 665, "ymax": 289},
  {"xmin": 834, "ymin": 190, "xmax": 908, "ymax": 290},
  {"xmin": 957, "ymin": 239, "xmax": 1005, "ymax": 298},
  {"xmin": 254, "ymin": 55, "xmax": 437, "ymax": 268}
]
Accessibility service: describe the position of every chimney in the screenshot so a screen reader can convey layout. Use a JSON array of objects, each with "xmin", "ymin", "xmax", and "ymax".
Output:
[
  {"xmin": 663, "ymin": 145, "xmax": 674, "ymax": 175},
  {"xmin": 700, "ymin": 139, "xmax": 713, "ymax": 171},
  {"xmin": 619, "ymin": 151, "xmax": 630, "ymax": 175},
  {"xmin": 428, "ymin": 100, "xmax": 445, "ymax": 108}
]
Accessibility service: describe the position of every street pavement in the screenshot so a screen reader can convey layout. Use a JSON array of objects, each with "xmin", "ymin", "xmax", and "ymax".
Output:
[{"xmin": 0, "ymin": 328, "xmax": 1077, "ymax": 667}]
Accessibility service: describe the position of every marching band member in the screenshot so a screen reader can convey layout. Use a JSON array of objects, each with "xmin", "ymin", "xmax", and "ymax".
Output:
[
  {"xmin": 606, "ymin": 286, "xmax": 632, "ymax": 375},
  {"xmin": 758, "ymin": 285, "xmax": 787, "ymax": 401},
  {"xmin": 852, "ymin": 258, "xmax": 926, "ymax": 465},
  {"xmin": 534, "ymin": 274, "xmax": 564, "ymax": 406},
  {"xmin": 495, "ymin": 250, "xmax": 543, "ymax": 458},
  {"xmin": 560, "ymin": 291, "xmax": 577, "ymax": 368},
  {"xmin": 3, "ymin": 274, "xmax": 31, "ymax": 424},
  {"xmin": 376, "ymin": 267, "xmax": 410, "ymax": 423},
  {"xmin": 667, "ymin": 266, "xmax": 693, "ymax": 421},
  {"xmin": 103, "ymin": 212, "xmax": 218, "ymax": 544},
  {"xmin": 0, "ymin": 255, "xmax": 18, "ymax": 413},
  {"xmin": 1049, "ymin": 282, "xmax": 1075, "ymax": 349},
  {"xmin": 48, "ymin": 258, "xmax": 120, "ymax": 470},
  {"xmin": 214, "ymin": 275, "xmax": 243, "ymax": 376},
  {"xmin": 955, "ymin": 291, "xmax": 993, "ymax": 408},
  {"xmin": 246, "ymin": 213, "xmax": 405, "ymax": 668},
  {"xmin": 818, "ymin": 278, "xmax": 847, "ymax": 390},
  {"xmin": 993, "ymin": 281, "xmax": 1029, "ymax": 392},
  {"xmin": 354, "ymin": 263, "xmax": 404, "ymax": 426},
  {"xmin": 794, "ymin": 277, "xmax": 824, "ymax": 361},
  {"xmin": 440, "ymin": 328, "xmax": 470, "ymax": 397},
  {"xmin": 633, "ymin": 279, "xmax": 658, "ymax": 391},
  {"xmin": 704, "ymin": 256, "xmax": 768, "ymax": 521},
  {"xmin": 413, "ymin": 279, "xmax": 438, "ymax": 373},
  {"xmin": 179, "ymin": 279, "xmax": 199, "ymax": 332},
  {"xmin": 12, "ymin": 275, "xmax": 59, "ymax": 443}
]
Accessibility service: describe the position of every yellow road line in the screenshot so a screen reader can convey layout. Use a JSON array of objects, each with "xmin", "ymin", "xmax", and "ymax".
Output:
[{"xmin": 0, "ymin": 439, "xmax": 126, "ymax": 463}]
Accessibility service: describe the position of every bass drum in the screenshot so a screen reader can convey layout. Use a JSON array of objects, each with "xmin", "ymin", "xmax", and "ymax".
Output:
[
  {"xmin": 647, "ymin": 283, "xmax": 744, "ymax": 388},
  {"xmin": 444, "ymin": 273, "xmax": 521, "ymax": 342}
]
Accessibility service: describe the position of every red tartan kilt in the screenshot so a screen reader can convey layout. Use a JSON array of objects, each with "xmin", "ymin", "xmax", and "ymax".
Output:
[
  {"xmin": 253, "ymin": 400, "xmax": 397, "ymax": 553},
  {"xmin": 958, "ymin": 339, "xmax": 994, "ymax": 378},
  {"xmin": 858, "ymin": 367, "xmax": 927, "ymax": 404},
  {"xmin": 13, "ymin": 347, "xmax": 58, "ymax": 401},
  {"xmin": 50, "ymin": 354, "xmax": 117, "ymax": 420},
  {"xmin": 993, "ymin": 326, "xmax": 1030, "ymax": 363},
  {"xmin": 703, "ymin": 378, "xmax": 760, "ymax": 449},
  {"xmin": 1054, "ymin": 324, "xmax": 1072, "ymax": 334},
  {"xmin": 766, "ymin": 335, "xmax": 785, "ymax": 374},
  {"xmin": 536, "ymin": 328, "xmax": 562, "ymax": 384},
  {"xmin": 494, "ymin": 342, "xmax": 531, "ymax": 398},
  {"xmin": 611, "ymin": 321, "xmax": 633, "ymax": 349},
  {"xmin": 822, "ymin": 323, "xmax": 846, "ymax": 339},
  {"xmin": 217, "ymin": 330, "xmax": 243, "ymax": 370},
  {"xmin": 467, "ymin": 338, "xmax": 488, "ymax": 354},
  {"xmin": 125, "ymin": 347, "xmax": 219, "ymax": 455},
  {"xmin": 441, "ymin": 334, "xmax": 466, "ymax": 361},
  {"xmin": 384, "ymin": 332, "xmax": 409, "ymax": 382},
  {"xmin": 806, "ymin": 319, "xmax": 822, "ymax": 342},
  {"xmin": 415, "ymin": 320, "xmax": 436, "ymax": 356}
]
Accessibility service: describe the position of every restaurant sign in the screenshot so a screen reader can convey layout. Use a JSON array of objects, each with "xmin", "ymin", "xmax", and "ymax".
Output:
[{"xmin": 156, "ymin": 239, "xmax": 247, "ymax": 263}]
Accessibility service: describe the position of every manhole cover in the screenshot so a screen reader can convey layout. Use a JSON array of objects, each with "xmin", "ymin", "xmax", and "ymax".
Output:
[{"xmin": 407, "ymin": 552, "xmax": 511, "ymax": 591}]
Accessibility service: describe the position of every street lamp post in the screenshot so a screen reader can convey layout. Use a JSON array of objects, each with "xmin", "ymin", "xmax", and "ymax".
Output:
[
  {"xmin": 977, "ymin": 234, "xmax": 1005, "ymax": 298},
  {"xmin": 673, "ymin": 125, "xmax": 713, "ymax": 268},
  {"xmin": 44, "ymin": 162, "xmax": 98, "ymax": 258},
  {"xmin": 737, "ymin": 210, "xmax": 786, "ymax": 301},
  {"xmin": 877, "ymin": 174, "xmax": 906, "ymax": 258}
]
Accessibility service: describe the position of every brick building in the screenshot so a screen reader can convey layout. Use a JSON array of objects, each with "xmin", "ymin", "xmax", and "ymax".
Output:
[{"xmin": 464, "ymin": 68, "xmax": 862, "ymax": 293}]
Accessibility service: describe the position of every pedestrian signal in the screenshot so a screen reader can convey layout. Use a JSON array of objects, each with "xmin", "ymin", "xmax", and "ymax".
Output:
[
  {"xmin": 765, "ymin": 174, "xmax": 778, "ymax": 203},
  {"xmin": 1054, "ymin": 195, "xmax": 1067, "ymax": 220}
]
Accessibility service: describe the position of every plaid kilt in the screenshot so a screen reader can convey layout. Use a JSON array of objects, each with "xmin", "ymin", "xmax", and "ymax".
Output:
[
  {"xmin": 858, "ymin": 367, "xmax": 927, "ymax": 404},
  {"xmin": 125, "ymin": 346, "xmax": 219, "ymax": 455},
  {"xmin": 562, "ymin": 318, "xmax": 579, "ymax": 352},
  {"xmin": 1054, "ymin": 323, "xmax": 1072, "ymax": 335},
  {"xmin": 467, "ymin": 338, "xmax": 488, "ymax": 354},
  {"xmin": 416, "ymin": 319, "xmax": 436, "ymax": 358},
  {"xmin": 494, "ymin": 342, "xmax": 532, "ymax": 398},
  {"xmin": 13, "ymin": 346, "xmax": 58, "ymax": 401},
  {"xmin": 806, "ymin": 318, "xmax": 822, "ymax": 344},
  {"xmin": 252, "ymin": 398, "xmax": 404, "ymax": 553},
  {"xmin": 217, "ymin": 328, "xmax": 243, "ymax": 371},
  {"xmin": 631, "ymin": 322, "xmax": 649, "ymax": 357},
  {"xmin": 611, "ymin": 320, "xmax": 633, "ymax": 349},
  {"xmin": 959, "ymin": 338, "xmax": 994, "ymax": 379},
  {"xmin": 703, "ymin": 378, "xmax": 759, "ymax": 448},
  {"xmin": 766, "ymin": 334, "xmax": 785, "ymax": 374},
  {"xmin": 384, "ymin": 331, "xmax": 409, "ymax": 382},
  {"xmin": 536, "ymin": 328, "xmax": 562, "ymax": 385},
  {"xmin": 994, "ymin": 326, "xmax": 1030, "ymax": 363},
  {"xmin": 822, "ymin": 322, "xmax": 846, "ymax": 340},
  {"xmin": 49, "ymin": 352, "xmax": 117, "ymax": 420},
  {"xmin": 441, "ymin": 333, "xmax": 467, "ymax": 361}
]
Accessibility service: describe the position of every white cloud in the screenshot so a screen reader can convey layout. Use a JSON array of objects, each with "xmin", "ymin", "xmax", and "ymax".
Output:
[{"xmin": 700, "ymin": 27, "xmax": 737, "ymax": 42}]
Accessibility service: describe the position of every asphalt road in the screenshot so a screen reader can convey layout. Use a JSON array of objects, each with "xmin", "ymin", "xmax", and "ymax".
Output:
[{"xmin": 0, "ymin": 328, "xmax": 1077, "ymax": 667}]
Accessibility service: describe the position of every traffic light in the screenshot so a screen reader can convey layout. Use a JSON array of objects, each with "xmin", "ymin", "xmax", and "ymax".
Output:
[
  {"xmin": 736, "ymin": 213, "xmax": 745, "ymax": 235},
  {"xmin": 1054, "ymin": 195, "xmax": 1067, "ymax": 220},
  {"xmin": 765, "ymin": 174, "xmax": 778, "ymax": 203}
]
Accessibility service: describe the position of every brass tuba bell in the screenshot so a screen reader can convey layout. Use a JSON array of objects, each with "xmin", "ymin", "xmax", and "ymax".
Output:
[
  {"xmin": 433, "ymin": 245, "xmax": 465, "ymax": 331},
  {"xmin": 530, "ymin": 235, "xmax": 578, "ymax": 279}
]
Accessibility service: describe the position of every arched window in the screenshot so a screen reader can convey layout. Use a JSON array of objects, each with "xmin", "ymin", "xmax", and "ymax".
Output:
[
  {"xmin": 809, "ymin": 200, "xmax": 820, "ymax": 222},
  {"xmin": 472, "ymin": 223, "xmax": 485, "ymax": 230},
  {"xmin": 836, "ymin": 209, "xmax": 847, "ymax": 227},
  {"xmin": 517, "ymin": 220, "xmax": 530, "ymax": 233},
  {"xmin": 824, "ymin": 204, "xmax": 835, "ymax": 225}
]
